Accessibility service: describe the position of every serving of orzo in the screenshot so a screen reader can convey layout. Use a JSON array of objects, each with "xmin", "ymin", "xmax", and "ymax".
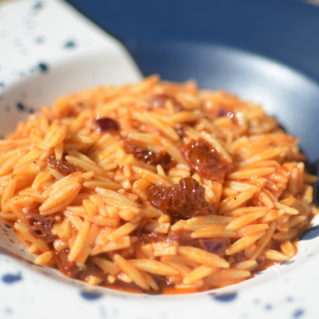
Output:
[{"xmin": 0, "ymin": 75, "xmax": 317, "ymax": 294}]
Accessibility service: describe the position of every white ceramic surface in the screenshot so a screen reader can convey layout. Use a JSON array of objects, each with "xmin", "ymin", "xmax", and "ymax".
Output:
[{"xmin": 0, "ymin": 1, "xmax": 319, "ymax": 319}]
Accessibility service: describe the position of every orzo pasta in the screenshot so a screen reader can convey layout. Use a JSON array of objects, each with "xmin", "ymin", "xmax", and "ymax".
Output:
[{"xmin": 0, "ymin": 76, "xmax": 317, "ymax": 294}]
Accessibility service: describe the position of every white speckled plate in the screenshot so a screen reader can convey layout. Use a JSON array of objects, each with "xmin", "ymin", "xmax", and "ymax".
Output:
[{"xmin": 0, "ymin": 1, "xmax": 319, "ymax": 318}]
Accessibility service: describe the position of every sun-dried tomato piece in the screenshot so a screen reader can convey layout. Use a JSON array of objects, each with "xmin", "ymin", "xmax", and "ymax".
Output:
[
  {"xmin": 175, "ymin": 126, "xmax": 186, "ymax": 139},
  {"xmin": 123, "ymin": 139, "xmax": 173, "ymax": 171},
  {"xmin": 217, "ymin": 109, "xmax": 234, "ymax": 118},
  {"xmin": 181, "ymin": 138, "xmax": 232, "ymax": 182},
  {"xmin": 47, "ymin": 155, "xmax": 80, "ymax": 175},
  {"xmin": 157, "ymin": 152, "xmax": 172, "ymax": 171},
  {"xmin": 25, "ymin": 213, "xmax": 56, "ymax": 243},
  {"xmin": 199, "ymin": 238, "xmax": 230, "ymax": 255},
  {"xmin": 148, "ymin": 177, "xmax": 211, "ymax": 219},
  {"xmin": 167, "ymin": 231, "xmax": 201, "ymax": 247},
  {"xmin": 95, "ymin": 117, "xmax": 119, "ymax": 132}
]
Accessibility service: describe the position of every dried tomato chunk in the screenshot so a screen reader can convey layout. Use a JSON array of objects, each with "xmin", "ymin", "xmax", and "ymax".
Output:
[
  {"xmin": 123, "ymin": 139, "xmax": 173, "ymax": 171},
  {"xmin": 217, "ymin": 109, "xmax": 234, "ymax": 118},
  {"xmin": 199, "ymin": 238, "xmax": 230, "ymax": 255},
  {"xmin": 175, "ymin": 126, "xmax": 186, "ymax": 138},
  {"xmin": 95, "ymin": 117, "xmax": 119, "ymax": 132},
  {"xmin": 25, "ymin": 213, "xmax": 56, "ymax": 243},
  {"xmin": 148, "ymin": 177, "xmax": 211, "ymax": 219},
  {"xmin": 167, "ymin": 230, "xmax": 201, "ymax": 247},
  {"xmin": 181, "ymin": 138, "xmax": 232, "ymax": 182}
]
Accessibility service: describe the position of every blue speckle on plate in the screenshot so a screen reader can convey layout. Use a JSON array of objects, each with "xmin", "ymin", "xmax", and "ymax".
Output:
[
  {"xmin": 0, "ymin": 82, "xmax": 4, "ymax": 88},
  {"xmin": 32, "ymin": 1, "xmax": 44, "ymax": 12},
  {"xmin": 280, "ymin": 260, "xmax": 295, "ymax": 266},
  {"xmin": 264, "ymin": 304, "xmax": 273, "ymax": 311},
  {"xmin": 16, "ymin": 101, "xmax": 34, "ymax": 114},
  {"xmin": 16, "ymin": 102, "xmax": 26, "ymax": 112},
  {"xmin": 1, "ymin": 272, "xmax": 22, "ymax": 284},
  {"xmin": 1, "ymin": 230, "xmax": 8, "ymax": 237},
  {"xmin": 99, "ymin": 306, "xmax": 107, "ymax": 318},
  {"xmin": 63, "ymin": 39, "xmax": 77, "ymax": 49},
  {"xmin": 37, "ymin": 62, "xmax": 49, "ymax": 73},
  {"xmin": 292, "ymin": 309, "xmax": 305, "ymax": 318},
  {"xmin": 4, "ymin": 307, "xmax": 13, "ymax": 315},
  {"xmin": 286, "ymin": 296, "xmax": 294, "ymax": 303},
  {"xmin": 80, "ymin": 291, "xmax": 103, "ymax": 301},
  {"xmin": 34, "ymin": 36, "xmax": 44, "ymax": 44},
  {"xmin": 213, "ymin": 292, "xmax": 238, "ymax": 302},
  {"xmin": 300, "ymin": 225, "xmax": 319, "ymax": 240}
]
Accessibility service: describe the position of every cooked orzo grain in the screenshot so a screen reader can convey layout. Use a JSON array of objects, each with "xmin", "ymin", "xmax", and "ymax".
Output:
[{"xmin": 0, "ymin": 76, "xmax": 317, "ymax": 294}]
